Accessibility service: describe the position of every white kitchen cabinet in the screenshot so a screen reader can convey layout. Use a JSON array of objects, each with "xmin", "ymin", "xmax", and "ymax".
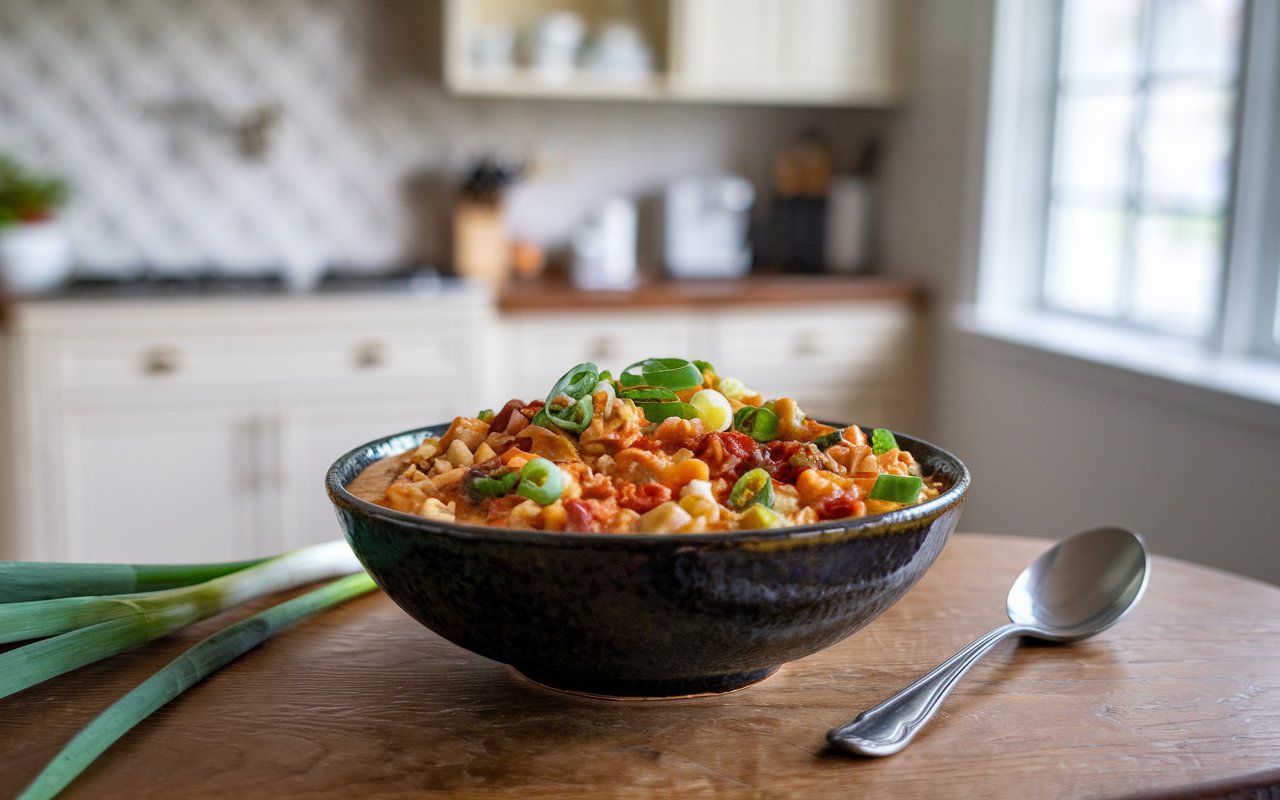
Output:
[
  {"xmin": 444, "ymin": 0, "xmax": 904, "ymax": 106},
  {"xmin": 500, "ymin": 297, "xmax": 919, "ymax": 429},
  {"xmin": 0, "ymin": 289, "xmax": 494, "ymax": 562},
  {"xmin": 671, "ymin": 0, "xmax": 902, "ymax": 105}
]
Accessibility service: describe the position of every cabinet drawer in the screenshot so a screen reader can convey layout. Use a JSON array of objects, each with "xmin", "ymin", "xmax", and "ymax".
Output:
[
  {"xmin": 504, "ymin": 313, "xmax": 700, "ymax": 397},
  {"xmin": 710, "ymin": 305, "xmax": 915, "ymax": 374},
  {"xmin": 54, "ymin": 327, "xmax": 474, "ymax": 392}
]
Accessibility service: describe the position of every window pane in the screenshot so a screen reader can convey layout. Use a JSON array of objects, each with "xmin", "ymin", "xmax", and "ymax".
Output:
[
  {"xmin": 1141, "ymin": 85, "xmax": 1234, "ymax": 210},
  {"xmin": 1044, "ymin": 203, "xmax": 1126, "ymax": 317},
  {"xmin": 1150, "ymin": 0, "xmax": 1245, "ymax": 78},
  {"xmin": 1132, "ymin": 213, "xmax": 1222, "ymax": 335},
  {"xmin": 1054, "ymin": 91, "xmax": 1134, "ymax": 198},
  {"xmin": 1061, "ymin": 0, "xmax": 1143, "ymax": 82}
]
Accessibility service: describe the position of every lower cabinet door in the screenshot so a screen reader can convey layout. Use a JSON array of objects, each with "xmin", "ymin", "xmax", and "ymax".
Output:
[
  {"xmin": 58, "ymin": 409, "xmax": 261, "ymax": 563},
  {"xmin": 280, "ymin": 401, "xmax": 451, "ymax": 549}
]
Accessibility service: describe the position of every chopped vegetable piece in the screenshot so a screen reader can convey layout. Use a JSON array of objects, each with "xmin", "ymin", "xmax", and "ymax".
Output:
[
  {"xmin": 547, "ymin": 362, "xmax": 600, "ymax": 403},
  {"xmin": 733, "ymin": 405, "xmax": 779, "ymax": 442},
  {"xmin": 618, "ymin": 357, "xmax": 703, "ymax": 391},
  {"xmin": 728, "ymin": 468, "xmax": 775, "ymax": 511},
  {"xmin": 530, "ymin": 408, "xmax": 552, "ymax": 427},
  {"xmin": 871, "ymin": 428, "xmax": 899, "ymax": 455},
  {"xmin": 814, "ymin": 430, "xmax": 842, "ymax": 450},
  {"xmin": 477, "ymin": 409, "xmax": 495, "ymax": 422},
  {"xmin": 546, "ymin": 396, "xmax": 593, "ymax": 433},
  {"xmin": 593, "ymin": 379, "xmax": 616, "ymax": 418},
  {"xmin": 869, "ymin": 474, "xmax": 923, "ymax": 503},
  {"xmin": 517, "ymin": 458, "xmax": 566, "ymax": 506},
  {"xmin": 689, "ymin": 389, "xmax": 733, "ymax": 432},
  {"xmin": 738, "ymin": 504, "xmax": 783, "ymax": 530},
  {"xmin": 717, "ymin": 377, "xmax": 750, "ymax": 400},
  {"xmin": 692, "ymin": 359, "xmax": 716, "ymax": 377},
  {"xmin": 467, "ymin": 470, "xmax": 519, "ymax": 501}
]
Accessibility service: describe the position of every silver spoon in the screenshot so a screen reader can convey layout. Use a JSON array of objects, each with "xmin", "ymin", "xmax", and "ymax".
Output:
[{"xmin": 828, "ymin": 526, "xmax": 1150, "ymax": 756}]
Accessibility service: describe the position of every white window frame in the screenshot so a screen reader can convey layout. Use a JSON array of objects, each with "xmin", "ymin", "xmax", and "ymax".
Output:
[{"xmin": 963, "ymin": 0, "xmax": 1280, "ymax": 424}]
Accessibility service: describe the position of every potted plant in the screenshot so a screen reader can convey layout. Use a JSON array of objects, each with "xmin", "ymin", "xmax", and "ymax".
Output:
[{"xmin": 0, "ymin": 154, "xmax": 71, "ymax": 295}]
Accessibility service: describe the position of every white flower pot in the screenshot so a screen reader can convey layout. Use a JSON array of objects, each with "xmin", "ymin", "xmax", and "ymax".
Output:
[{"xmin": 0, "ymin": 220, "xmax": 72, "ymax": 295}]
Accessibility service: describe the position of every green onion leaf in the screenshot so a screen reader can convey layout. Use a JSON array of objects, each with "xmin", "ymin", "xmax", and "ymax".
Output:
[
  {"xmin": 618, "ymin": 358, "xmax": 703, "ymax": 391},
  {"xmin": 813, "ymin": 430, "xmax": 843, "ymax": 450},
  {"xmin": 871, "ymin": 428, "xmax": 899, "ymax": 455},
  {"xmin": 692, "ymin": 359, "xmax": 716, "ymax": 376},
  {"xmin": 16, "ymin": 572, "xmax": 377, "ymax": 800},
  {"xmin": 0, "ymin": 540, "xmax": 362, "ymax": 696},
  {"xmin": 516, "ymin": 457, "xmax": 566, "ymax": 506},
  {"xmin": 545, "ymin": 395, "xmax": 593, "ymax": 433},
  {"xmin": 869, "ymin": 474, "xmax": 923, "ymax": 504},
  {"xmin": 547, "ymin": 362, "xmax": 600, "ymax": 403},
  {"xmin": 733, "ymin": 406, "xmax": 779, "ymax": 442},
  {"xmin": 0, "ymin": 557, "xmax": 269, "ymax": 603},
  {"xmin": 477, "ymin": 408, "xmax": 495, "ymax": 422},
  {"xmin": 530, "ymin": 408, "xmax": 552, "ymax": 428},
  {"xmin": 728, "ymin": 468, "xmax": 775, "ymax": 511}
]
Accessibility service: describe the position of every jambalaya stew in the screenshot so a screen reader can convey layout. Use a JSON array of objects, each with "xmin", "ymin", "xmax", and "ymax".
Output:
[{"xmin": 369, "ymin": 358, "xmax": 945, "ymax": 533}]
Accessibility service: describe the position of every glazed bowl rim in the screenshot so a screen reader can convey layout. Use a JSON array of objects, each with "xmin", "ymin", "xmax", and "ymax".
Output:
[{"xmin": 325, "ymin": 422, "xmax": 971, "ymax": 547}]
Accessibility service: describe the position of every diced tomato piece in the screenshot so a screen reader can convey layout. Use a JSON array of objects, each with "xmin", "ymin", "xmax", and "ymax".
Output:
[
  {"xmin": 617, "ymin": 482, "xmax": 672, "ymax": 514},
  {"xmin": 695, "ymin": 431, "xmax": 759, "ymax": 481},
  {"xmin": 815, "ymin": 492, "xmax": 865, "ymax": 521}
]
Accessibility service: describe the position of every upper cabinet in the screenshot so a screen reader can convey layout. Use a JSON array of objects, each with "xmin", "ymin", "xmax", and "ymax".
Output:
[{"xmin": 443, "ymin": 0, "xmax": 905, "ymax": 107}]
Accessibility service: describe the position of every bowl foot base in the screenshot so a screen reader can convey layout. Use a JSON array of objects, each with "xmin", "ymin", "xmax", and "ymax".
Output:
[{"xmin": 509, "ymin": 665, "xmax": 780, "ymax": 700}]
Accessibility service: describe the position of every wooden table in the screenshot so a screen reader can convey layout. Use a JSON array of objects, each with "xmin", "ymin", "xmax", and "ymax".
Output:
[{"xmin": 4, "ymin": 534, "xmax": 1279, "ymax": 799}]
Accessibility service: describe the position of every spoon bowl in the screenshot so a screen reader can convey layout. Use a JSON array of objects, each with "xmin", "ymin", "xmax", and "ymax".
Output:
[
  {"xmin": 828, "ymin": 526, "xmax": 1150, "ymax": 756},
  {"xmin": 1006, "ymin": 526, "xmax": 1150, "ymax": 641}
]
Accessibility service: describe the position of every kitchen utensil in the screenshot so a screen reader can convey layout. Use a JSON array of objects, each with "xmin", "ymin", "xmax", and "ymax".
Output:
[{"xmin": 828, "ymin": 525, "xmax": 1150, "ymax": 756}]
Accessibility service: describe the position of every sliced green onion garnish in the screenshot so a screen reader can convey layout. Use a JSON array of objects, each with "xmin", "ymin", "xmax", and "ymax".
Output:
[
  {"xmin": 547, "ymin": 362, "xmax": 600, "ymax": 402},
  {"xmin": 618, "ymin": 357, "xmax": 703, "ymax": 391},
  {"xmin": 466, "ymin": 469, "xmax": 520, "ymax": 501},
  {"xmin": 869, "ymin": 474, "xmax": 923, "ymax": 503},
  {"xmin": 871, "ymin": 428, "xmax": 899, "ymax": 455},
  {"xmin": 530, "ymin": 408, "xmax": 552, "ymax": 427},
  {"xmin": 477, "ymin": 408, "xmax": 495, "ymax": 422},
  {"xmin": 593, "ymin": 379, "xmax": 616, "ymax": 418},
  {"xmin": 733, "ymin": 405, "xmax": 779, "ymax": 442},
  {"xmin": 636, "ymin": 401, "xmax": 698, "ymax": 423},
  {"xmin": 516, "ymin": 457, "xmax": 566, "ymax": 506},
  {"xmin": 17, "ymin": 571, "xmax": 377, "ymax": 800},
  {"xmin": 728, "ymin": 468, "xmax": 774, "ymax": 511},
  {"xmin": 545, "ymin": 395, "xmax": 593, "ymax": 433},
  {"xmin": 619, "ymin": 386, "xmax": 680, "ymax": 403},
  {"xmin": 814, "ymin": 430, "xmax": 842, "ymax": 450}
]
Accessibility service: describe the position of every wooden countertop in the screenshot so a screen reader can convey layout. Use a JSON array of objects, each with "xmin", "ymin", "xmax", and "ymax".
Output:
[
  {"xmin": 498, "ymin": 274, "xmax": 922, "ymax": 313},
  {"xmin": 4, "ymin": 533, "xmax": 1279, "ymax": 799}
]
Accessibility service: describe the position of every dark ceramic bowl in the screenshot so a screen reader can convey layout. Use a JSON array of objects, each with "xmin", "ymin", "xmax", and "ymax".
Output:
[{"xmin": 326, "ymin": 424, "xmax": 970, "ymax": 698}]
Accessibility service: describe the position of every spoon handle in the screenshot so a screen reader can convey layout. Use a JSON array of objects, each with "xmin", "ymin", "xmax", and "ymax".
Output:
[{"xmin": 827, "ymin": 622, "xmax": 1034, "ymax": 756}]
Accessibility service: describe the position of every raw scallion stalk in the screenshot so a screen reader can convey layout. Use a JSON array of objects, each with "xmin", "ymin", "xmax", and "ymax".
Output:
[
  {"xmin": 0, "ymin": 557, "xmax": 269, "ymax": 603},
  {"xmin": 16, "ymin": 571, "xmax": 377, "ymax": 800},
  {"xmin": 0, "ymin": 540, "xmax": 362, "ymax": 697}
]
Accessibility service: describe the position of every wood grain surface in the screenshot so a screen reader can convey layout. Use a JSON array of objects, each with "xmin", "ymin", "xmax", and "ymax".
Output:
[
  {"xmin": 497, "ymin": 274, "xmax": 921, "ymax": 312},
  {"xmin": 3, "ymin": 533, "xmax": 1279, "ymax": 799}
]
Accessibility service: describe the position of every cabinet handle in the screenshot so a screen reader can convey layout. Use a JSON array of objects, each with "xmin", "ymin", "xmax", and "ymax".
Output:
[
  {"xmin": 354, "ymin": 341, "xmax": 388, "ymax": 370},
  {"xmin": 142, "ymin": 345, "xmax": 181, "ymax": 376},
  {"xmin": 588, "ymin": 336, "xmax": 615, "ymax": 361},
  {"xmin": 793, "ymin": 331, "xmax": 822, "ymax": 357}
]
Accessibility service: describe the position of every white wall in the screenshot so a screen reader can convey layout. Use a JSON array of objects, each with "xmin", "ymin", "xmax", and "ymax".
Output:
[
  {"xmin": 0, "ymin": 0, "xmax": 885, "ymax": 284},
  {"xmin": 880, "ymin": 0, "xmax": 1280, "ymax": 584}
]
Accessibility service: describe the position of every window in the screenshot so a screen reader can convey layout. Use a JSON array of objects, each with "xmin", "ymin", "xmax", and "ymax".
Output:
[
  {"xmin": 976, "ymin": 0, "xmax": 1280, "ymax": 394},
  {"xmin": 1045, "ymin": 0, "xmax": 1243, "ymax": 338}
]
